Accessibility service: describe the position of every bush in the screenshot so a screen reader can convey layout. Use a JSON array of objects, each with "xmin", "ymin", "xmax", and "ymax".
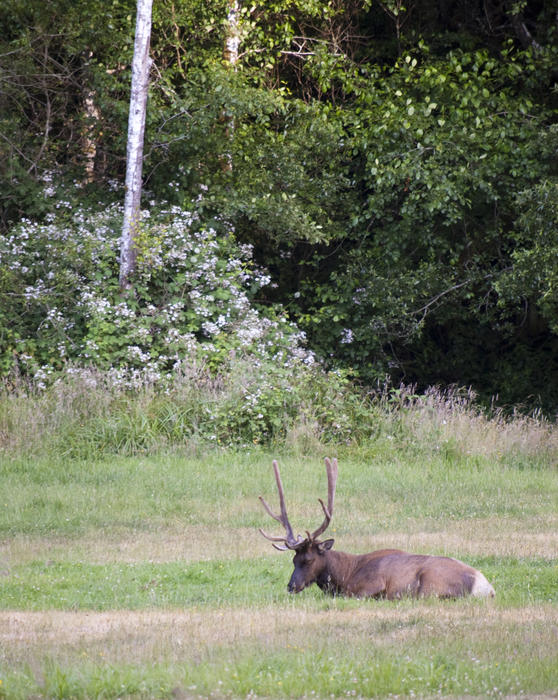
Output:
[{"xmin": 0, "ymin": 195, "xmax": 313, "ymax": 388}]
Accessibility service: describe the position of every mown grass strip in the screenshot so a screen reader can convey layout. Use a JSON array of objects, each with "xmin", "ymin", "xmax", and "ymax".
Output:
[
  {"xmin": 1, "ymin": 452, "xmax": 556, "ymax": 537},
  {"xmin": 0, "ymin": 556, "xmax": 556, "ymax": 610}
]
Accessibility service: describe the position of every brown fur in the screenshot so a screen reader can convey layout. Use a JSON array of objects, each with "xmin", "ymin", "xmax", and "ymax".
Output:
[{"xmin": 289, "ymin": 541, "xmax": 493, "ymax": 599}]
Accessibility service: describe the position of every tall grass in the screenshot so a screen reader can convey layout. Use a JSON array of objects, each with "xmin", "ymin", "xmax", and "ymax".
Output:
[
  {"xmin": 372, "ymin": 385, "xmax": 558, "ymax": 468},
  {"xmin": 1, "ymin": 362, "xmax": 556, "ymax": 465}
]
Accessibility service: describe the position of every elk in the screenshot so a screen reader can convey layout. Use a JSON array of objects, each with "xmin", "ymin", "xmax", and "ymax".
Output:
[{"xmin": 259, "ymin": 458, "xmax": 495, "ymax": 599}]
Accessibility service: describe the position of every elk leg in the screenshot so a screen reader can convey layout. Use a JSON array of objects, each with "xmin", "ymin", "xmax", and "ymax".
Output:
[{"xmin": 354, "ymin": 577, "xmax": 388, "ymax": 599}]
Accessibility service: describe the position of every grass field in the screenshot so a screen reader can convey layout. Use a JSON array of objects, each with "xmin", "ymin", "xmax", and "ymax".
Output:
[{"xmin": 1, "ymin": 450, "xmax": 557, "ymax": 699}]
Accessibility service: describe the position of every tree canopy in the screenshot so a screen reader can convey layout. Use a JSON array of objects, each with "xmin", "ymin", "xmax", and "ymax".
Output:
[{"xmin": 1, "ymin": 0, "xmax": 557, "ymax": 409}]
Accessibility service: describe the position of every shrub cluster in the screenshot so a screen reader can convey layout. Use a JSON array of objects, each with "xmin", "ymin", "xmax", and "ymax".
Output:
[{"xmin": 0, "ymin": 196, "xmax": 313, "ymax": 389}]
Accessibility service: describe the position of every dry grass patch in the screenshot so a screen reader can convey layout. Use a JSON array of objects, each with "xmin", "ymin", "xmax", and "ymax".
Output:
[
  {"xmin": 400, "ymin": 386, "xmax": 558, "ymax": 460},
  {"xmin": 2, "ymin": 603, "xmax": 558, "ymax": 667},
  {"xmin": 0, "ymin": 526, "xmax": 263, "ymax": 566},
  {"xmin": 2, "ymin": 515, "xmax": 557, "ymax": 569},
  {"xmin": 347, "ymin": 517, "xmax": 558, "ymax": 559}
]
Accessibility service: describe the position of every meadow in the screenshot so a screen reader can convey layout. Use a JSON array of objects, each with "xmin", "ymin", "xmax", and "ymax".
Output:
[{"xmin": 1, "ymin": 439, "xmax": 557, "ymax": 699}]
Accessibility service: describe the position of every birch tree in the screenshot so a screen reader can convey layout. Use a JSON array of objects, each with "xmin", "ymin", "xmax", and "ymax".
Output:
[
  {"xmin": 119, "ymin": 0, "xmax": 153, "ymax": 291},
  {"xmin": 219, "ymin": 0, "xmax": 240, "ymax": 172},
  {"xmin": 223, "ymin": 0, "xmax": 240, "ymax": 68}
]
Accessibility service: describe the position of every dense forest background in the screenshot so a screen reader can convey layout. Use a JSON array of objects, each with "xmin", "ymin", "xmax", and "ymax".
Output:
[{"xmin": 1, "ymin": 0, "xmax": 557, "ymax": 411}]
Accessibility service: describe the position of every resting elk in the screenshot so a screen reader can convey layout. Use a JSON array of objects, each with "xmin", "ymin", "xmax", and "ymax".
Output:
[{"xmin": 259, "ymin": 458, "xmax": 495, "ymax": 599}]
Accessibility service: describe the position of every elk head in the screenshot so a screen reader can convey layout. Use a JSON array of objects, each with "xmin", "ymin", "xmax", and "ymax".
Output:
[{"xmin": 259, "ymin": 457, "xmax": 338, "ymax": 593}]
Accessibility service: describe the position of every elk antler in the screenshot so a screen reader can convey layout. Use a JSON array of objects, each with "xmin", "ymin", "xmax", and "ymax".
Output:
[
  {"xmin": 259, "ymin": 460, "xmax": 305, "ymax": 550},
  {"xmin": 309, "ymin": 457, "xmax": 338, "ymax": 540},
  {"xmin": 259, "ymin": 458, "xmax": 338, "ymax": 549}
]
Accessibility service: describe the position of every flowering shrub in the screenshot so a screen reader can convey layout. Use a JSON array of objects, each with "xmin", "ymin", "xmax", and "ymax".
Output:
[{"xmin": 0, "ymin": 200, "xmax": 314, "ymax": 388}]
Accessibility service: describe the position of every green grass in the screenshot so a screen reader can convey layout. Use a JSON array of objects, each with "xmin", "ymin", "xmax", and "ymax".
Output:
[
  {"xmin": 1, "ymin": 450, "xmax": 557, "ymax": 698},
  {"xmin": 1, "ymin": 556, "xmax": 557, "ymax": 610},
  {"xmin": 0, "ymin": 559, "xmax": 285, "ymax": 609},
  {"xmin": 4, "ymin": 645, "xmax": 558, "ymax": 700},
  {"xmin": 1, "ymin": 451, "xmax": 556, "ymax": 535}
]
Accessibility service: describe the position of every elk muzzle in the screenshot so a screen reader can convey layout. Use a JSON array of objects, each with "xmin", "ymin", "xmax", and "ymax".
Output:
[{"xmin": 287, "ymin": 568, "xmax": 309, "ymax": 593}]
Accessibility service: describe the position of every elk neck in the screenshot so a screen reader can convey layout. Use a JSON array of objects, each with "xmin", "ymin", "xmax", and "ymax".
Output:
[{"xmin": 315, "ymin": 548, "xmax": 359, "ymax": 595}]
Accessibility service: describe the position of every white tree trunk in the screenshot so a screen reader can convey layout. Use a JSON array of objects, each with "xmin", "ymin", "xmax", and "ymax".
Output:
[
  {"xmin": 224, "ymin": 0, "xmax": 240, "ymax": 68},
  {"xmin": 119, "ymin": 0, "xmax": 153, "ymax": 290},
  {"xmin": 220, "ymin": 0, "xmax": 240, "ymax": 172}
]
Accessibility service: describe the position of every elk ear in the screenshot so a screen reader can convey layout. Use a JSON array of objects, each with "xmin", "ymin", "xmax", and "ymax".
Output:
[{"xmin": 317, "ymin": 539, "xmax": 334, "ymax": 554}]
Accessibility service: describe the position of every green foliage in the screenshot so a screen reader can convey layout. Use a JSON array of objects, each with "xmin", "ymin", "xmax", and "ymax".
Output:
[
  {"xmin": 0, "ymin": 359, "xmax": 375, "ymax": 457},
  {"xmin": 1, "ymin": 364, "xmax": 556, "ymax": 463},
  {"xmin": 143, "ymin": 64, "xmax": 356, "ymax": 246},
  {"xmin": 496, "ymin": 179, "xmax": 558, "ymax": 332},
  {"xmin": 293, "ymin": 46, "xmax": 558, "ymax": 404}
]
